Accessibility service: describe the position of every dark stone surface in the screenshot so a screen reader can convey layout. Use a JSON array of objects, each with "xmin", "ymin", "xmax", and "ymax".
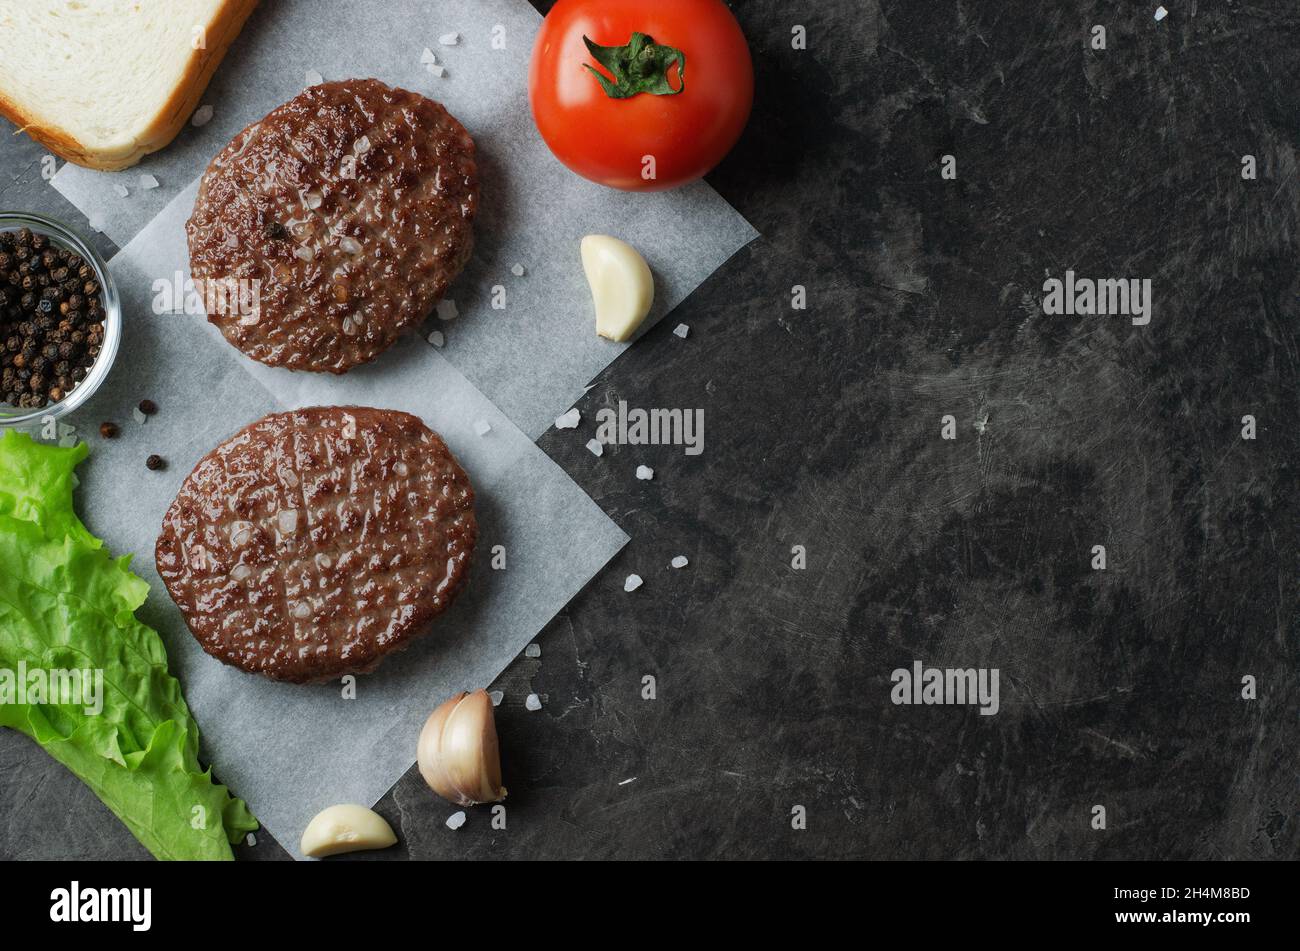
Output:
[{"xmin": 1, "ymin": 0, "xmax": 1295, "ymax": 861}]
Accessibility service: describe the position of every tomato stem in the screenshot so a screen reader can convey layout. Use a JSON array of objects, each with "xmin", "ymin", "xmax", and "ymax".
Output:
[{"xmin": 583, "ymin": 32, "xmax": 685, "ymax": 99}]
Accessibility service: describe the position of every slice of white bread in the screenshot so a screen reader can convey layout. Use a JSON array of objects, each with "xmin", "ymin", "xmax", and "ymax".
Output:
[{"xmin": 0, "ymin": 0, "xmax": 259, "ymax": 171}]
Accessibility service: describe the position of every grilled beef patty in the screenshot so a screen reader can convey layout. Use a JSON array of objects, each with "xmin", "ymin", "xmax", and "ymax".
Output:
[
  {"xmin": 156, "ymin": 406, "xmax": 477, "ymax": 683},
  {"xmin": 186, "ymin": 79, "xmax": 478, "ymax": 373}
]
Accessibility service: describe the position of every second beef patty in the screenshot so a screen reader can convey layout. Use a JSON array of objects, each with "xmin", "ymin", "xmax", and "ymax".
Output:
[{"xmin": 155, "ymin": 406, "xmax": 477, "ymax": 683}]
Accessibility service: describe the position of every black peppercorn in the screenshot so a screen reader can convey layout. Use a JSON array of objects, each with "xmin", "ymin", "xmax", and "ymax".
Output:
[
  {"xmin": 100, "ymin": 421, "xmax": 119, "ymax": 439},
  {"xmin": 0, "ymin": 228, "xmax": 105, "ymax": 408},
  {"xmin": 146, "ymin": 454, "xmax": 166, "ymax": 471},
  {"xmin": 138, "ymin": 398, "xmax": 158, "ymax": 415}
]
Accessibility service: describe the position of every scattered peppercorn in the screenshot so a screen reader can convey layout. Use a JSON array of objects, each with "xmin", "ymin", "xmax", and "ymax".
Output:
[
  {"xmin": 0, "ymin": 227, "xmax": 103, "ymax": 409},
  {"xmin": 100, "ymin": 421, "xmax": 120, "ymax": 439},
  {"xmin": 138, "ymin": 398, "xmax": 158, "ymax": 415},
  {"xmin": 146, "ymin": 454, "xmax": 166, "ymax": 471}
]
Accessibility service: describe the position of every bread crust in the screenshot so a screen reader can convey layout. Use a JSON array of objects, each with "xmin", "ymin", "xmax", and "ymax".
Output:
[{"xmin": 0, "ymin": 0, "xmax": 260, "ymax": 171}]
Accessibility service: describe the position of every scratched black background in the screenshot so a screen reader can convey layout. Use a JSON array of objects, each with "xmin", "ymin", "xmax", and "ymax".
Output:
[{"xmin": 1, "ymin": 0, "xmax": 1295, "ymax": 860}]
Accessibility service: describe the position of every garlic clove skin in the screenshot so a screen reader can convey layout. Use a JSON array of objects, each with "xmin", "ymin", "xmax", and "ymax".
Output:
[
  {"xmin": 581, "ymin": 235, "xmax": 654, "ymax": 342},
  {"xmin": 300, "ymin": 804, "xmax": 397, "ymax": 858},
  {"xmin": 417, "ymin": 689, "xmax": 507, "ymax": 807}
]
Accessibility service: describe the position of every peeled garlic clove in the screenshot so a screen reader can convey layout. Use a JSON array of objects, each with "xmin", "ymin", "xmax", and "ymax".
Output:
[
  {"xmin": 417, "ymin": 689, "xmax": 507, "ymax": 806},
  {"xmin": 581, "ymin": 234, "xmax": 654, "ymax": 342},
  {"xmin": 300, "ymin": 804, "xmax": 397, "ymax": 858}
]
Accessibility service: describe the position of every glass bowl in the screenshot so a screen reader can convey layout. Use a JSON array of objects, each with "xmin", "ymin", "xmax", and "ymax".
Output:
[{"xmin": 0, "ymin": 211, "xmax": 121, "ymax": 426}]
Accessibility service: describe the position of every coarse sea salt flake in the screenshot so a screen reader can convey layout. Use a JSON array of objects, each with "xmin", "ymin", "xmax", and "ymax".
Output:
[
  {"xmin": 420, "ymin": 47, "xmax": 438, "ymax": 64},
  {"xmin": 437, "ymin": 299, "xmax": 458, "ymax": 321},
  {"xmin": 618, "ymin": 777, "xmax": 636, "ymax": 786},
  {"xmin": 635, "ymin": 465, "xmax": 654, "ymax": 480},
  {"xmin": 113, "ymin": 183, "xmax": 129, "ymax": 198},
  {"xmin": 429, "ymin": 64, "xmax": 446, "ymax": 78},
  {"xmin": 88, "ymin": 214, "xmax": 106, "ymax": 233},
  {"xmin": 1154, "ymin": 6, "xmax": 1168, "ymax": 20},
  {"xmin": 439, "ymin": 32, "xmax": 460, "ymax": 46},
  {"xmin": 427, "ymin": 330, "xmax": 445, "ymax": 347},
  {"xmin": 524, "ymin": 643, "xmax": 541, "ymax": 658},
  {"xmin": 671, "ymin": 555, "xmax": 689, "ymax": 569},
  {"xmin": 339, "ymin": 236, "xmax": 362, "ymax": 254},
  {"xmin": 474, "ymin": 419, "xmax": 492, "ymax": 436},
  {"xmin": 132, "ymin": 406, "xmax": 147, "ymax": 425},
  {"xmin": 624, "ymin": 574, "xmax": 643, "ymax": 592},
  {"xmin": 525, "ymin": 693, "xmax": 542, "ymax": 711},
  {"xmin": 586, "ymin": 438, "xmax": 603, "ymax": 457},
  {"xmin": 489, "ymin": 690, "xmax": 504, "ymax": 707},
  {"xmin": 673, "ymin": 323, "xmax": 690, "ymax": 338},
  {"xmin": 555, "ymin": 408, "xmax": 580, "ymax": 429},
  {"xmin": 446, "ymin": 810, "xmax": 467, "ymax": 830},
  {"xmin": 139, "ymin": 174, "xmax": 159, "ymax": 190},
  {"xmin": 305, "ymin": 69, "xmax": 324, "ymax": 86},
  {"xmin": 191, "ymin": 104, "xmax": 214, "ymax": 127},
  {"xmin": 511, "ymin": 263, "xmax": 526, "ymax": 276}
]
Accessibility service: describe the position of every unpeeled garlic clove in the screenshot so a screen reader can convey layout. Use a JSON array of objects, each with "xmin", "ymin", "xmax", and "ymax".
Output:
[
  {"xmin": 417, "ymin": 689, "xmax": 507, "ymax": 806},
  {"xmin": 300, "ymin": 804, "xmax": 397, "ymax": 858},
  {"xmin": 581, "ymin": 234, "xmax": 654, "ymax": 342}
]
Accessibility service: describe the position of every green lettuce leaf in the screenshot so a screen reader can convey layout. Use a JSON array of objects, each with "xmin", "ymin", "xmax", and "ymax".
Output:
[{"xmin": 0, "ymin": 430, "xmax": 257, "ymax": 860}]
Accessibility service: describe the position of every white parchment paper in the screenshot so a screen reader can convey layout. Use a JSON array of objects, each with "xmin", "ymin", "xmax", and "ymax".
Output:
[
  {"xmin": 53, "ymin": 0, "xmax": 758, "ymax": 437},
  {"xmin": 71, "ymin": 182, "xmax": 628, "ymax": 859}
]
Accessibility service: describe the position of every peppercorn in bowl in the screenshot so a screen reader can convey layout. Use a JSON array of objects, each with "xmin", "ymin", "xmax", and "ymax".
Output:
[{"xmin": 0, "ymin": 212, "xmax": 120, "ymax": 425}]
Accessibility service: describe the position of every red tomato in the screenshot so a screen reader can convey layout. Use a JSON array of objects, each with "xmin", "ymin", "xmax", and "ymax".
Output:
[{"xmin": 529, "ymin": 0, "xmax": 754, "ymax": 191}]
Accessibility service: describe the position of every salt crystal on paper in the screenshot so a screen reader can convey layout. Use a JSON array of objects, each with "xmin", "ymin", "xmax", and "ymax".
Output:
[
  {"xmin": 554, "ymin": 408, "xmax": 580, "ymax": 429},
  {"xmin": 191, "ymin": 105, "xmax": 214, "ymax": 127},
  {"xmin": 446, "ymin": 810, "xmax": 467, "ymax": 830},
  {"xmin": 673, "ymin": 323, "xmax": 689, "ymax": 338},
  {"xmin": 635, "ymin": 465, "xmax": 654, "ymax": 480},
  {"xmin": 489, "ymin": 690, "xmax": 504, "ymax": 707},
  {"xmin": 132, "ymin": 406, "xmax": 147, "ymax": 425},
  {"xmin": 671, "ymin": 555, "xmax": 688, "ymax": 569},
  {"xmin": 57, "ymin": 434, "xmax": 78, "ymax": 448},
  {"xmin": 88, "ymin": 214, "xmax": 106, "ymax": 233},
  {"xmin": 305, "ymin": 69, "xmax": 323, "ymax": 86},
  {"xmin": 113, "ymin": 183, "xmax": 129, "ymax": 198},
  {"xmin": 1154, "ymin": 6, "xmax": 1167, "ymax": 20},
  {"xmin": 474, "ymin": 419, "xmax": 492, "ymax": 436},
  {"xmin": 586, "ymin": 438, "xmax": 603, "ymax": 457},
  {"xmin": 429, "ymin": 64, "xmax": 446, "ymax": 78},
  {"xmin": 524, "ymin": 643, "xmax": 541, "ymax": 658},
  {"xmin": 618, "ymin": 777, "xmax": 636, "ymax": 786},
  {"xmin": 511, "ymin": 263, "xmax": 526, "ymax": 276},
  {"xmin": 624, "ymin": 574, "xmax": 642, "ymax": 592},
  {"xmin": 420, "ymin": 47, "xmax": 438, "ymax": 64},
  {"xmin": 245, "ymin": 833, "xmax": 257, "ymax": 847},
  {"xmin": 139, "ymin": 174, "xmax": 159, "ymax": 190},
  {"xmin": 427, "ymin": 330, "xmax": 445, "ymax": 348},
  {"xmin": 437, "ymin": 299, "xmax": 458, "ymax": 321},
  {"xmin": 525, "ymin": 693, "xmax": 542, "ymax": 711},
  {"xmin": 439, "ymin": 32, "xmax": 460, "ymax": 45}
]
